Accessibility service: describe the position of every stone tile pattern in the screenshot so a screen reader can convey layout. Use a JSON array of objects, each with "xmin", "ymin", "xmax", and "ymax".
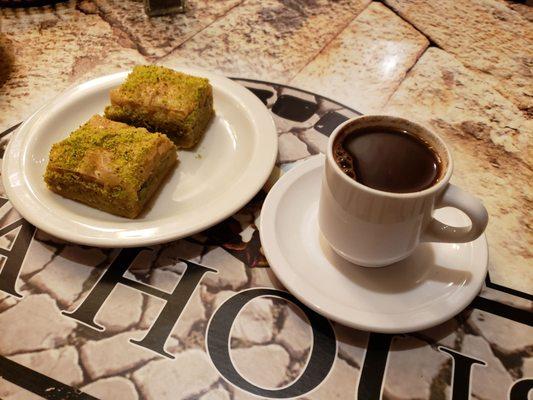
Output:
[
  {"xmin": 291, "ymin": 2, "xmax": 429, "ymax": 113},
  {"xmin": 0, "ymin": 2, "xmax": 146, "ymax": 133},
  {"xmin": 383, "ymin": 47, "xmax": 533, "ymax": 294},
  {"xmin": 385, "ymin": 0, "xmax": 533, "ymax": 113},
  {"xmin": 0, "ymin": 82, "xmax": 531, "ymax": 399},
  {"xmin": 161, "ymin": 0, "xmax": 372, "ymax": 82},
  {"xmin": 88, "ymin": 0, "xmax": 243, "ymax": 58}
]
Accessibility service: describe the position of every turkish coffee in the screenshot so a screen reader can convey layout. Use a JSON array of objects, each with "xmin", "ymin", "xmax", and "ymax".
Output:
[{"xmin": 333, "ymin": 126, "xmax": 441, "ymax": 193}]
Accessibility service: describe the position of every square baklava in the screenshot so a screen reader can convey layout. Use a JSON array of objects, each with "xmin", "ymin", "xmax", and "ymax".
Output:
[
  {"xmin": 44, "ymin": 115, "xmax": 177, "ymax": 218},
  {"xmin": 104, "ymin": 65, "xmax": 214, "ymax": 149}
]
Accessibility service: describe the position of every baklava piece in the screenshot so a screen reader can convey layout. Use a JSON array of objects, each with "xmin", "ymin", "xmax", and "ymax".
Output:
[
  {"xmin": 105, "ymin": 65, "xmax": 214, "ymax": 149},
  {"xmin": 45, "ymin": 115, "xmax": 177, "ymax": 218}
]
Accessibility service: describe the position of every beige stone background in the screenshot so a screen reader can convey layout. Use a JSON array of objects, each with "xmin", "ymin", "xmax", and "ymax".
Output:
[
  {"xmin": 0, "ymin": 2, "xmax": 532, "ymax": 398},
  {"xmin": 1, "ymin": 0, "xmax": 531, "ymax": 294}
]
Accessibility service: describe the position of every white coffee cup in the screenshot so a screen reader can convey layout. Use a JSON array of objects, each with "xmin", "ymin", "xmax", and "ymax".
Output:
[{"xmin": 318, "ymin": 115, "xmax": 489, "ymax": 267}]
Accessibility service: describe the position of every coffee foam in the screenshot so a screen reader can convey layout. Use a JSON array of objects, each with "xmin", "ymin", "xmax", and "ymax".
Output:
[{"xmin": 333, "ymin": 141, "xmax": 356, "ymax": 179}]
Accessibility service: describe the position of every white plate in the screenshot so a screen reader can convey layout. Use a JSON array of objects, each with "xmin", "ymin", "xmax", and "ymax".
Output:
[
  {"xmin": 260, "ymin": 155, "xmax": 488, "ymax": 333},
  {"xmin": 2, "ymin": 68, "xmax": 277, "ymax": 247}
]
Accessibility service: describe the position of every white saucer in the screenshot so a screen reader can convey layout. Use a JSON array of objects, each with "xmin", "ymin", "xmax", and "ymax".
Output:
[
  {"xmin": 2, "ymin": 68, "xmax": 277, "ymax": 247},
  {"xmin": 260, "ymin": 155, "xmax": 488, "ymax": 333}
]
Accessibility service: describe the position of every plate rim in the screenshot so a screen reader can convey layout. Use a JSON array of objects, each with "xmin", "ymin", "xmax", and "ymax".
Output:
[
  {"xmin": 2, "ymin": 68, "xmax": 278, "ymax": 247},
  {"xmin": 259, "ymin": 155, "xmax": 488, "ymax": 333}
]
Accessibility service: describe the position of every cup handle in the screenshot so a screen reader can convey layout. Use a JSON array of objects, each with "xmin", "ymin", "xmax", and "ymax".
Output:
[{"xmin": 421, "ymin": 184, "xmax": 488, "ymax": 243}]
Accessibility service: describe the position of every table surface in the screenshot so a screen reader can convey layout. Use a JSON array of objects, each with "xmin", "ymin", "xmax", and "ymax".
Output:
[
  {"xmin": 1, "ymin": 0, "xmax": 531, "ymax": 293},
  {"xmin": 0, "ymin": 1, "xmax": 531, "ymax": 399}
]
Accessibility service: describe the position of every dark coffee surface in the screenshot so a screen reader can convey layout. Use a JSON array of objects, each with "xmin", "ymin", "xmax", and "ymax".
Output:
[{"xmin": 334, "ymin": 127, "xmax": 440, "ymax": 193}]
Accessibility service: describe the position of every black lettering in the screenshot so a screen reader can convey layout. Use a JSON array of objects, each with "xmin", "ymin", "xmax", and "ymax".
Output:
[
  {"xmin": 357, "ymin": 333, "xmax": 392, "ymax": 400},
  {"xmin": 0, "ymin": 123, "xmax": 21, "ymax": 140},
  {"xmin": 484, "ymin": 274, "xmax": 533, "ymax": 302},
  {"xmin": 0, "ymin": 354, "xmax": 96, "ymax": 399},
  {"xmin": 509, "ymin": 379, "xmax": 533, "ymax": 400},
  {"xmin": 439, "ymin": 346, "xmax": 486, "ymax": 400},
  {"xmin": 130, "ymin": 259, "xmax": 215, "ymax": 356},
  {"xmin": 207, "ymin": 288, "xmax": 336, "ymax": 398},
  {"xmin": 63, "ymin": 248, "xmax": 143, "ymax": 331},
  {"xmin": 63, "ymin": 248, "xmax": 215, "ymax": 359},
  {"xmin": 471, "ymin": 297, "xmax": 533, "ymax": 327},
  {"xmin": 0, "ymin": 216, "xmax": 36, "ymax": 298}
]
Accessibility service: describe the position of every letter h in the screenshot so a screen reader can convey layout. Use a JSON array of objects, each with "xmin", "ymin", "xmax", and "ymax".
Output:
[{"xmin": 63, "ymin": 247, "xmax": 215, "ymax": 359}]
